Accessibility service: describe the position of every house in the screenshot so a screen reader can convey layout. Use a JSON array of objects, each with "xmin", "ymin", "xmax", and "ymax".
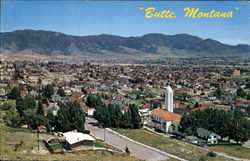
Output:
[
  {"xmin": 37, "ymin": 125, "xmax": 47, "ymax": 133},
  {"xmin": 85, "ymin": 108, "xmax": 95, "ymax": 117},
  {"xmin": 229, "ymin": 69, "xmax": 241, "ymax": 77},
  {"xmin": 196, "ymin": 128, "xmax": 220, "ymax": 144},
  {"xmin": 62, "ymin": 131, "xmax": 95, "ymax": 150},
  {"xmin": 150, "ymin": 108, "xmax": 182, "ymax": 133}
]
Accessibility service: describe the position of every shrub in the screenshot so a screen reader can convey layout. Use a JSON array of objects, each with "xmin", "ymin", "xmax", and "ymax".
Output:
[
  {"xmin": 199, "ymin": 156, "xmax": 208, "ymax": 161},
  {"xmin": 82, "ymin": 129, "xmax": 90, "ymax": 134},
  {"xmin": 207, "ymin": 151, "xmax": 217, "ymax": 157},
  {"xmin": 125, "ymin": 146, "xmax": 130, "ymax": 154}
]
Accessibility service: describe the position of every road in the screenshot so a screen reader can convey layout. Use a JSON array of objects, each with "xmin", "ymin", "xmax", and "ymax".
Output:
[{"xmin": 85, "ymin": 118, "xmax": 170, "ymax": 161}]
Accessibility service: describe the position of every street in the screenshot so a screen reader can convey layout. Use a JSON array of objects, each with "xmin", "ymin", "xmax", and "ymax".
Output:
[{"xmin": 85, "ymin": 118, "xmax": 170, "ymax": 161}]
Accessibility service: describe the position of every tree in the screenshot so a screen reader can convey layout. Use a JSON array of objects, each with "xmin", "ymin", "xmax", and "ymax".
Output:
[
  {"xmin": 94, "ymin": 103, "xmax": 141, "ymax": 129},
  {"xmin": 81, "ymin": 88, "xmax": 88, "ymax": 94},
  {"xmin": 129, "ymin": 104, "xmax": 141, "ymax": 129},
  {"xmin": 37, "ymin": 78, "xmax": 42, "ymax": 84},
  {"xmin": 0, "ymin": 100, "xmax": 16, "ymax": 110},
  {"xmin": 246, "ymin": 82, "xmax": 250, "ymax": 89},
  {"xmin": 86, "ymin": 94, "xmax": 103, "ymax": 108},
  {"xmin": 26, "ymin": 85, "xmax": 33, "ymax": 92},
  {"xmin": 194, "ymin": 102, "xmax": 200, "ymax": 108},
  {"xmin": 57, "ymin": 88, "xmax": 65, "ymax": 97},
  {"xmin": 7, "ymin": 87, "xmax": 21, "ymax": 100},
  {"xmin": 247, "ymin": 94, "xmax": 250, "ymax": 100},
  {"xmin": 23, "ymin": 109, "xmax": 48, "ymax": 129},
  {"xmin": 46, "ymin": 109, "xmax": 56, "ymax": 130},
  {"xmin": 180, "ymin": 108, "xmax": 250, "ymax": 144},
  {"xmin": 55, "ymin": 101, "xmax": 85, "ymax": 132},
  {"xmin": 3, "ymin": 108, "xmax": 21, "ymax": 128},
  {"xmin": 122, "ymin": 110, "xmax": 132, "ymax": 128},
  {"xmin": 246, "ymin": 105, "xmax": 250, "ymax": 117},
  {"xmin": 37, "ymin": 101, "xmax": 44, "ymax": 115},
  {"xmin": 230, "ymin": 108, "xmax": 250, "ymax": 144},
  {"xmin": 237, "ymin": 88, "xmax": 246, "ymax": 98},
  {"xmin": 113, "ymin": 106, "xmax": 122, "ymax": 128},
  {"xmin": 214, "ymin": 88, "xmax": 222, "ymax": 99},
  {"xmin": 125, "ymin": 146, "xmax": 130, "ymax": 154},
  {"xmin": 43, "ymin": 84, "xmax": 54, "ymax": 99},
  {"xmin": 16, "ymin": 94, "xmax": 36, "ymax": 116}
]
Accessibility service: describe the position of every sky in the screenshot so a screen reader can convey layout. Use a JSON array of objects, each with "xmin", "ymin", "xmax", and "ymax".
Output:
[{"xmin": 1, "ymin": 1, "xmax": 250, "ymax": 45}]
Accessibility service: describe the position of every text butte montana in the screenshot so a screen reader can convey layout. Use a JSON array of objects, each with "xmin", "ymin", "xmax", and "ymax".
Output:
[{"xmin": 140, "ymin": 7, "xmax": 237, "ymax": 18}]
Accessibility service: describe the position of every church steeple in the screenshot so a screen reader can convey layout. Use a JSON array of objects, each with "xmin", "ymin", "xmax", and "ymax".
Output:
[{"xmin": 165, "ymin": 86, "xmax": 173, "ymax": 113}]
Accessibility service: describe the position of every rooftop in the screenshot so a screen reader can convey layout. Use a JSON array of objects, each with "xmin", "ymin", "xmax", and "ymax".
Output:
[
  {"xmin": 63, "ymin": 131, "xmax": 95, "ymax": 145},
  {"xmin": 152, "ymin": 108, "xmax": 182, "ymax": 123}
]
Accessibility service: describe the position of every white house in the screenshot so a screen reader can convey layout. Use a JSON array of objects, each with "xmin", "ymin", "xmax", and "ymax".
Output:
[{"xmin": 197, "ymin": 128, "xmax": 220, "ymax": 144}]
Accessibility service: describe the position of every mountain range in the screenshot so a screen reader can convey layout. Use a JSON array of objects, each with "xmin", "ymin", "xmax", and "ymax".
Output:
[{"xmin": 0, "ymin": 30, "xmax": 249, "ymax": 58}]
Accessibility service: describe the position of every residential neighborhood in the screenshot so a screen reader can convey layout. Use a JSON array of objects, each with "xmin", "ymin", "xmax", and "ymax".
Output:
[{"xmin": 1, "ymin": 56, "xmax": 250, "ymax": 161}]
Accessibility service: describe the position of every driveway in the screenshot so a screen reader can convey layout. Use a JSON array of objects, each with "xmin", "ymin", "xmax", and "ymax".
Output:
[{"xmin": 85, "ymin": 118, "xmax": 170, "ymax": 161}]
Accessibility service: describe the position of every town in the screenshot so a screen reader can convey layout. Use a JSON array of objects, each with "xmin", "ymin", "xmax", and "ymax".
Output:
[{"xmin": 0, "ymin": 56, "xmax": 250, "ymax": 161}]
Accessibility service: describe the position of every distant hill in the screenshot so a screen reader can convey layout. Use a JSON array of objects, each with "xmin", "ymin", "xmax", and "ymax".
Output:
[{"xmin": 1, "ymin": 30, "xmax": 249, "ymax": 57}]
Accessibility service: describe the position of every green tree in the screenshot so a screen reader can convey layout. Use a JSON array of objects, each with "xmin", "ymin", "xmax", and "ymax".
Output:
[
  {"xmin": 230, "ymin": 108, "xmax": 250, "ymax": 144},
  {"xmin": 37, "ymin": 78, "xmax": 42, "ymax": 84},
  {"xmin": 246, "ymin": 82, "xmax": 250, "ymax": 89},
  {"xmin": 194, "ymin": 102, "xmax": 200, "ymax": 108},
  {"xmin": 55, "ymin": 101, "xmax": 85, "ymax": 132},
  {"xmin": 113, "ymin": 106, "xmax": 122, "ymax": 128},
  {"xmin": 81, "ymin": 88, "xmax": 88, "ymax": 94},
  {"xmin": 86, "ymin": 94, "xmax": 103, "ymax": 108},
  {"xmin": 43, "ymin": 84, "xmax": 54, "ymax": 99},
  {"xmin": 57, "ymin": 88, "xmax": 65, "ymax": 97},
  {"xmin": 180, "ymin": 108, "xmax": 250, "ymax": 144},
  {"xmin": 7, "ymin": 87, "xmax": 21, "ymax": 100},
  {"xmin": 237, "ymin": 88, "xmax": 246, "ymax": 98},
  {"xmin": 246, "ymin": 105, "xmax": 250, "ymax": 117},
  {"xmin": 3, "ymin": 108, "xmax": 21, "ymax": 128},
  {"xmin": 129, "ymin": 104, "xmax": 141, "ymax": 129},
  {"xmin": 37, "ymin": 101, "xmax": 44, "ymax": 115},
  {"xmin": 46, "ymin": 109, "xmax": 56, "ymax": 130},
  {"xmin": 16, "ymin": 94, "xmax": 36, "ymax": 116},
  {"xmin": 214, "ymin": 88, "xmax": 222, "ymax": 99},
  {"xmin": 26, "ymin": 85, "xmax": 33, "ymax": 92},
  {"xmin": 24, "ymin": 109, "xmax": 47, "ymax": 129},
  {"xmin": 247, "ymin": 94, "xmax": 250, "ymax": 100},
  {"xmin": 0, "ymin": 100, "xmax": 16, "ymax": 110}
]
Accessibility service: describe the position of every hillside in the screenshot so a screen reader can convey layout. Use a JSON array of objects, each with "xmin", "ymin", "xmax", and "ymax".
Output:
[
  {"xmin": 0, "ymin": 30, "xmax": 249, "ymax": 58},
  {"xmin": 0, "ymin": 123, "xmax": 139, "ymax": 161}
]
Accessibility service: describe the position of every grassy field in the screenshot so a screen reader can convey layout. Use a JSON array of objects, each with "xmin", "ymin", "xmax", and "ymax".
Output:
[
  {"xmin": 0, "ymin": 124, "xmax": 140, "ymax": 161},
  {"xmin": 113, "ymin": 128, "xmax": 237, "ymax": 161},
  {"xmin": 208, "ymin": 142, "xmax": 250, "ymax": 159},
  {"xmin": 223, "ymin": 75, "xmax": 250, "ymax": 81}
]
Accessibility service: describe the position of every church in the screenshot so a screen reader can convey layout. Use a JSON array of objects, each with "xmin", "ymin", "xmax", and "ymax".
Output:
[{"xmin": 150, "ymin": 86, "xmax": 182, "ymax": 133}]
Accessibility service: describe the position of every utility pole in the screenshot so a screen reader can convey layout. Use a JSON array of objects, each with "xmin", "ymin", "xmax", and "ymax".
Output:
[
  {"xmin": 37, "ymin": 132, "xmax": 40, "ymax": 151},
  {"xmin": 104, "ymin": 126, "xmax": 106, "ymax": 142}
]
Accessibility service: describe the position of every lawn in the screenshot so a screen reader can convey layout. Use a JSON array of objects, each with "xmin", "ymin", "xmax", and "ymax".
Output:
[
  {"xmin": 49, "ymin": 143, "xmax": 64, "ymax": 150},
  {"xmin": 0, "ymin": 124, "xmax": 140, "ymax": 161},
  {"xmin": 201, "ymin": 104, "xmax": 231, "ymax": 111},
  {"xmin": 208, "ymin": 142, "xmax": 250, "ymax": 159},
  {"xmin": 223, "ymin": 75, "xmax": 250, "ymax": 81},
  {"xmin": 94, "ymin": 140, "xmax": 121, "ymax": 152},
  {"xmin": 113, "ymin": 128, "xmax": 235, "ymax": 161}
]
